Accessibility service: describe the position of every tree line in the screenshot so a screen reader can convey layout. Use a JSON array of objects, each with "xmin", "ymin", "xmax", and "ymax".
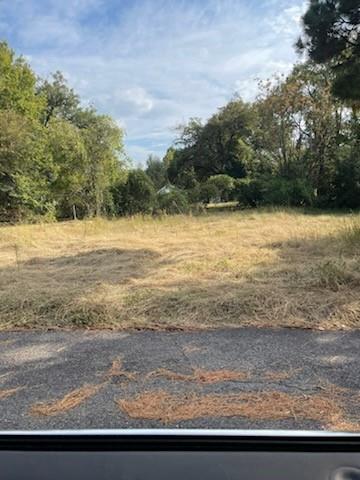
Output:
[
  {"xmin": 140, "ymin": 0, "xmax": 360, "ymax": 212},
  {"xmin": 0, "ymin": 42, "xmax": 126, "ymax": 222},
  {"xmin": 150, "ymin": 61, "xmax": 360, "ymax": 211},
  {"xmin": 1, "ymin": 0, "xmax": 359, "ymax": 222}
]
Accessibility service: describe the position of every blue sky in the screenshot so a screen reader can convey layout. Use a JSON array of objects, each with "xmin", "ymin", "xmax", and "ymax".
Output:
[{"xmin": 0, "ymin": 0, "xmax": 306, "ymax": 164}]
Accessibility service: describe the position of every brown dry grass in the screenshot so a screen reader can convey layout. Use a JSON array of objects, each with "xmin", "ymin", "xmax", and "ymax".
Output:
[
  {"xmin": 117, "ymin": 389, "xmax": 355, "ymax": 430},
  {"xmin": 29, "ymin": 384, "xmax": 102, "ymax": 416},
  {"xmin": 106, "ymin": 359, "xmax": 137, "ymax": 381},
  {"xmin": 146, "ymin": 368, "xmax": 248, "ymax": 384},
  {"xmin": 1, "ymin": 210, "xmax": 360, "ymax": 330},
  {"xmin": 146, "ymin": 367, "xmax": 298, "ymax": 384},
  {"xmin": 0, "ymin": 386, "xmax": 23, "ymax": 399}
]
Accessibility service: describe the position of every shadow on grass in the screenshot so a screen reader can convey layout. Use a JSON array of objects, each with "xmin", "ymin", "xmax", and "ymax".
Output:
[
  {"xmin": 119, "ymin": 229, "xmax": 360, "ymax": 330},
  {"xmin": 0, "ymin": 217, "xmax": 359, "ymax": 330},
  {"xmin": 19, "ymin": 248, "xmax": 165, "ymax": 284},
  {"xmin": 0, "ymin": 247, "xmax": 173, "ymax": 328}
]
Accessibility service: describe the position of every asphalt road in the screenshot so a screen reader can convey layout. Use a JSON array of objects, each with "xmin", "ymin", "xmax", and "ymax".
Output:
[{"xmin": 0, "ymin": 328, "xmax": 359, "ymax": 431}]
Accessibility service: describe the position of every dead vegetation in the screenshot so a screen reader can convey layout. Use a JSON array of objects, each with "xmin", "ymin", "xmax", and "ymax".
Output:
[
  {"xmin": 1, "ymin": 210, "xmax": 360, "ymax": 330},
  {"xmin": 146, "ymin": 367, "xmax": 298, "ymax": 384},
  {"xmin": 0, "ymin": 386, "xmax": 23, "ymax": 399},
  {"xmin": 117, "ymin": 389, "xmax": 356, "ymax": 430},
  {"xmin": 117, "ymin": 372, "xmax": 360, "ymax": 430},
  {"xmin": 146, "ymin": 368, "xmax": 249, "ymax": 384},
  {"xmin": 117, "ymin": 390, "xmax": 360, "ymax": 431},
  {"xmin": 105, "ymin": 359, "xmax": 137, "ymax": 381},
  {"xmin": 29, "ymin": 384, "xmax": 102, "ymax": 416}
]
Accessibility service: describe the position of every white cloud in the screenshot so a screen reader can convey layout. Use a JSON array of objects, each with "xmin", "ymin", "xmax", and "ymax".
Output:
[
  {"xmin": 2, "ymin": 0, "xmax": 306, "ymax": 163},
  {"xmin": 19, "ymin": 15, "xmax": 81, "ymax": 47},
  {"xmin": 114, "ymin": 87, "xmax": 154, "ymax": 115},
  {"xmin": 267, "ymin": 1, "xmax": 308, "ymax": 36}
]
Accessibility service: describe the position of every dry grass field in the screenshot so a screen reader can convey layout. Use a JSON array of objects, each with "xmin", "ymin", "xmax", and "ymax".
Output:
[{"xmin": 1, "ymin": 208, "xmax": 360, "ymax": 330}]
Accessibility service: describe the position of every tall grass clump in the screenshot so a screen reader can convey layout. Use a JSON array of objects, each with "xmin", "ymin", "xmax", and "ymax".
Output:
[{"xmin": 341, "ymin": 218, "xmax": 360, "ymax": 249}]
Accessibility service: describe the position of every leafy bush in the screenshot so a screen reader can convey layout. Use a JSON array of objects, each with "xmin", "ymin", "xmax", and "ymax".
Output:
[
  {"xmin": 333, "ymin": 149, "xmax": 360, "ymax": 209},
  {"xmin": 206, "ymin": 174, "xmax": 235, "ymax": 202},
  {"xmin": 199, "ymin": 182, "xmax": 220, "ymax": 204},
  {"xmin": 235, "ymin": 177, "xmax": 314, "ymax": 207},
  {"xmin": 234, "ymin": 178, "xmax": 264, "ymax": 207},
  {"xmin": 264, "ymin": 177, "xmax": 314, "ymax": 207},
  {"xmin": 157, "ymin": 189, "xmax": 189, "ymax": 214},
  {"xmin": 186, "ymin": 183, "xmax": 202, "ymax": 204},
  {"xmin": 113, "ymin": 170, "xmax": 156, "ymax": 215}
]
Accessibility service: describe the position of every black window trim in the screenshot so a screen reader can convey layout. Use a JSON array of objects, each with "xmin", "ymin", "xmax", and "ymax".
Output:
[{"xmin": 1, "ymin": 429, "xmax": 360, "ymax": 452}]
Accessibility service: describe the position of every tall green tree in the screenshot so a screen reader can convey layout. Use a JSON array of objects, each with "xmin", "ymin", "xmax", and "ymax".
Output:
[
  {"xmin": 206, "ymin": 174, "xmax": 235, "ymax": 202},
  {"xmin": 255, "ymin": 63, "xmax": 342, "ymax": 198},
  {"xmin": 37, "ymin": 71, "xmax": 80, "ymax": 126},
  {"xmin": 171, "ymin": 98, "xmax": 255, "ymax": 182},
  {"xmin": 297, "ymin": 0, "xmax": 360, "ymax": 102},
  {"xmin": 0, "ymin": 42, "xmax": 44, "ymax": 119},
  {"xmin": 0, "ymin": 111, "xmax": 55, "ymax": 221},
  {"xmin": 145, "ymin": 154, "xmax": 168, "ymax": 190},
  {"xmin": 114, "ymin": 169, "xmax": 156, "ymax": 215},
  {"xmin": 80, "ymin": 113, "xmax": 125, "ymax": 216},
  {"xmin": 47, "ymin": 119, "xmax": 87, "ymax": 218}
]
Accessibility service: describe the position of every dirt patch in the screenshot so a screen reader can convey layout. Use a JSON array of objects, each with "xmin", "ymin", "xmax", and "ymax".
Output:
[
  {"xmin": 146, "ymin": 368, "xmax": 249, "ymax": 384},
  {"xmin": 117, "ymin": 389, "xmax": 353, "ymax": 429},
  {"xmin": 30, "ymin": 384, "xmax": 102, "ymax": 416},
  {"xmin": 0, "ymin": 387, "xmax": 23, "ymax": 400}
]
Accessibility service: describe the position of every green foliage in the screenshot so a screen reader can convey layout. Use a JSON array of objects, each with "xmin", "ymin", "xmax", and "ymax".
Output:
[
  {"xmin": 263, "ymin": 178, "xmax": 314, "ymax": 207},
  {"xmin": 37, "ymin": 71, "xmax": 80, "ymax": 126},
  {"xmin": 171, "ymin": 98, "xmax": 254, "ymax": 181},
  {"xmin": 235, "ymin": 177, "xmax": 314, "ymax": 207},
  {"xmin": 0, "ymin": 37, "xmax": 360, "ymax": 223},
  {"xmin": 114, "ymin": 170, "xmax": 156, "ymax": 215},
  {"xmin": 162, "ymin": 147, "xmax": 176, "ymax": 168},
  {"xmin": 0, "ymin": 40, "xmax": 128, "ymax": 223},
  {"xmin": 298, "ymin": 0, "xmax": 360, "ymax": 102},
  {"xmin": 234, "ymin": 178, "xmax": 264, "ymax": 207},
  {"xmin": 333, "ymin": 146, "xmax": 360, "ymax": 209},
  {"xmin": 176, "ymin": 166, "xmax": 199, "ymax": 190},
  {"xmin": 157, "ymin": 189, "xmax": 189, "ymax": 214},
  {"xmin": 145, "ymin": 154, "xmax": 168, "ymax": 190},
  {"xmin": 0, "ymin": 42, "xmax": 44, "ymax": 119},
  {"xmin": 80, "ymin": 113, "xmax": 125, "ymax": 216},
  {"xmin": 0, "ymin": 111, "xmax": 55, "ymax": 221},
  {"xmin": 206, "ymin": 175, "xmax": 235, "ymax": 202},
  {"xmin": 199, "ymin": 182, "xmax": 220, "ymax": 204},
  {"xmin": 47, "ymin": 119, "xmax": 88, "ymax": 218},
  {"xmin": 255, "ymin": 63, "xmax": 340, "ymax": 196}
]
